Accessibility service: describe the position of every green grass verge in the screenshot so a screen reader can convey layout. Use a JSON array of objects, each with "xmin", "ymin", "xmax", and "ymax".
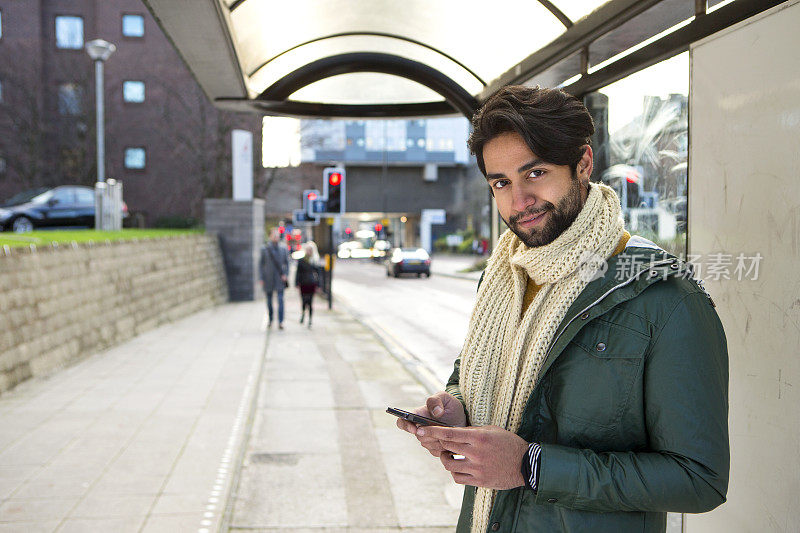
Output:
[{"xmin": 0, "ymin": 229, "xmax": 202, "ymax": 248}]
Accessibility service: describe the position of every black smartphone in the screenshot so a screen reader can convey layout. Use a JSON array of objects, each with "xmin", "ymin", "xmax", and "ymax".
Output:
[{"xmin": 386, "ymin": 407, "xmax": 453, "ymax": 427}]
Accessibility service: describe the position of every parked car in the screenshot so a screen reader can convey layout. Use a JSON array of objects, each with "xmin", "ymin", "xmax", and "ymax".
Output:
[
  {"xmin": 386, "ymin": 247, "xmax": 431, "ymax": 278},
  {"xmin": 0, "ymin": 186, "xmax": 128, "ymax": 233}
]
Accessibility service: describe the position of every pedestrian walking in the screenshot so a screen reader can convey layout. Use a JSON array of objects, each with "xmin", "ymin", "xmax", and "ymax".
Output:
[
  {"xmin": 296, "ymin": 241, "xmax": 321, "ymax": 328},
  {"xmin": 396, "ymin": 86, "xmax": 729, "ymax": 532},
  {"xmin": 259, "ymin": 228, "xmax": 289, "ymax": 329}
]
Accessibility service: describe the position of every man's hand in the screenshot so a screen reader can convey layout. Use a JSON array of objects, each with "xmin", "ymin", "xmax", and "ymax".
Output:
[
  {"xmin": 280, "ymin": 275, "xmax": 288, "ymax": 282},
  {"xmin": 418, "ymin": 425, "xmax": 528, "ymax": 490},
  {"xmin": 396, "ymin": 391, "xmax": 467, "ymax": 457}
]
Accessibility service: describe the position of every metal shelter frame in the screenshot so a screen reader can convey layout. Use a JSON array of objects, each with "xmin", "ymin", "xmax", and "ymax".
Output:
[{"xmin": 145, "ymin": 0, "xmax": 785, "ymax": 119}]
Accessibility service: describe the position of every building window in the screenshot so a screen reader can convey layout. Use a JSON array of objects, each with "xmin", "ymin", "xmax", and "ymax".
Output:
[
  {"xmin": 0, "ymin": 10, "xmax": 4, "ymax": 40},
  {"xmin": 58, "ymin": 83, "xmax": 83, "ymax": 115},
  {"xmin": 55, "ymin": 16, "xmax": 84, "ymax": 49},
  {"xmin": 0, "ymin": 156, "xmax": 6, "ymax": 175},
  {"xmin": 122, "ymin": 14, "xmax": 144, "ymax": 37},
  {"xmin": 123, "ymin": 81, "xmax": 145, "ymax": 103},
  {"xmin": 124, "ymin": 147, "xmax": 146, "ymax": 169}
]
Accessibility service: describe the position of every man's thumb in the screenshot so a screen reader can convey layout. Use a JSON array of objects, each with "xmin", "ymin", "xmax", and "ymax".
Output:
[{"xmin": 427, "ymin": 396, "xmax": 445, "ymax": 418}]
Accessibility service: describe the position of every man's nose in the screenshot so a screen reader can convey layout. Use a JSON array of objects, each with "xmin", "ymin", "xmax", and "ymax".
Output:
[{"xmin": 512, "ymin": 183, "xmax": 535, "ymax": 212}]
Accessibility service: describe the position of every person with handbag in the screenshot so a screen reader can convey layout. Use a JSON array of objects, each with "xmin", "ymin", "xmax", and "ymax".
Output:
[
  {"xmin": 259, "ymin": 228, "xmax": 289, "ymax": 329},
  {"xmin": 295, "ymin": 241, "xmax": 321, "ymax": 328}
]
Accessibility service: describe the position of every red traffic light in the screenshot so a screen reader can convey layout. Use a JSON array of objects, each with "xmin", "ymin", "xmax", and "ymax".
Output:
[
  {"xmin": 307, "ymin": 192, "xmax": 317, "ymax": 201},
  {"xmin": 329, "ymin": 172, "xmax": 342, "ymax": 187},
  {"xmin": 374, "ymin": 223, "xmax": 383, "ymax": 232},
  {"xmin": 344, "ymin": 227, "xmax": 352, "ymax": 235}
]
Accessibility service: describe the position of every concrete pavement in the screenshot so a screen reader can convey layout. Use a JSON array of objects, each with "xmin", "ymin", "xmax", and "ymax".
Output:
[
  {"xmin": 0, "ymin": 289, "xmax": 461, "ymax": 532},
  {"xmin": 0, "ymin": 301, "xmax": 264, "ymax": 532},
  {"xmin": 228, "ymin": 295, "xmax": 461, "ymax": 532}
]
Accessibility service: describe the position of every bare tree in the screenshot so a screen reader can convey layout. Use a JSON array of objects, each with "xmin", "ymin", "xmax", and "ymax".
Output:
[
  {"xmin": 0, "ymin": 43, "xmax": 48, "ymax": 189},
  {"xmin": 0, "ymin": 41, "xmax": 96, "ymax": 194}
]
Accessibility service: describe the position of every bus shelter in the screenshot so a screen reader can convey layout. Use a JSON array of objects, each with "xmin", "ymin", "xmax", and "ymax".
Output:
[{"xmin": 142, "ymin": 2, "xmax": 800, "ymax": 532}]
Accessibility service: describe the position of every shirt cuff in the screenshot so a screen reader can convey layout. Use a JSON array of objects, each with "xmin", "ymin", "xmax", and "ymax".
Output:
[{"xmin": 520, "ymin": 442, "xmax": 542, "ymax": 492}]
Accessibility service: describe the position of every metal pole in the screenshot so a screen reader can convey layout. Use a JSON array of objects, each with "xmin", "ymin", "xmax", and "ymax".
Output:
[
  {"xmin": 95, "ymin": 59, "xmax": 105, "ymax": 184},
  {"xmin": 328, "ymin": 222, "xmax": 333, "ymax": 310}
]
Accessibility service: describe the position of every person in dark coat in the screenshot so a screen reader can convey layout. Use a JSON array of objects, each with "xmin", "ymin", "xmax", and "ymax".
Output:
[
  {"xmin": 259, "ymin": 228, "xmax": 289, "ymax": 329},
  {"xmin": 295, "ymin": 242, "xmax": 321, "ymax": 328}
]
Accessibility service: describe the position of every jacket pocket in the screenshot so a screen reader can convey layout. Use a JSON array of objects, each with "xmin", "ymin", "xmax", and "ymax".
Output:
[{"xmin": 545, "ymin": 319, "xmax": 648, "ymax": 430}]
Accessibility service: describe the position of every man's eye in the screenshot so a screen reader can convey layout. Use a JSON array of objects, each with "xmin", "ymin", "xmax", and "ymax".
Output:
[
  {"xmin": 528, "ymin": 169, "xmax": 545, "ymax": 179},
  {"xmin": 492, "ymin": 180, "xmax": 509, "ymax": 189}
]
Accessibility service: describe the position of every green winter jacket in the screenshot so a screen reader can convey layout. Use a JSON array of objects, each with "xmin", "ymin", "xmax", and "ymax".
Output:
[{"xmin": 446, "ymin": 236, "xmax": 729, "ymax": 533}]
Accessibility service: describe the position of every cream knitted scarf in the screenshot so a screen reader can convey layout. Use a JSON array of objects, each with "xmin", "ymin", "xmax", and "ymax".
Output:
[{"xmin": 459, "ymin": 182, "xmax": 624, "ymax": 533}]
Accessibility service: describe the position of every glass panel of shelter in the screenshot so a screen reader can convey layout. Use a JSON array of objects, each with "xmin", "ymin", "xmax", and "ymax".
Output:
[
  {"xmin": 593, "ymin": 52, "xmax": 689, "ymax": 259},
  {"xmin": 232, "ymin": 0, "xmax": 565, "ymax": 98}
]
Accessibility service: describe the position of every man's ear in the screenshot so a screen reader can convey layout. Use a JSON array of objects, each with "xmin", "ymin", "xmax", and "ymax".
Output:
[{"xmin": 577, "ymin": 145, "xmax": 593, "ymax": 183}]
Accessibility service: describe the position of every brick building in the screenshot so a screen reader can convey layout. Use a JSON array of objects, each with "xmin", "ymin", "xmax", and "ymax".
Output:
[{"xmin": 0, "ymin": 0, "xmax": 262, "ymax": 225}]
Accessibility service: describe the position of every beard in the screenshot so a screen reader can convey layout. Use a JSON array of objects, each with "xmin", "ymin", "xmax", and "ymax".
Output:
[{"xmin": 504, "ymin": 176, "xmax": 585, "ymax": 248}]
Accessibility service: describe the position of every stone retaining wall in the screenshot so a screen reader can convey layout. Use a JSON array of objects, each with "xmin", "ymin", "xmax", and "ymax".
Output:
[{"xmin": 0, "ymin": 234, "xmax": 228, "ymax": 393}]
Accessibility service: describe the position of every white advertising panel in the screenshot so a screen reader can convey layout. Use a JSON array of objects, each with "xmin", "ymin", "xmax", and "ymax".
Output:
[
  {"xmin": 232, "ymin": 129, "xmax": 253, "ymax": 201},
  {"xmin": 688, "ymin": 2, "xmax": 800, "ymax": 530}
]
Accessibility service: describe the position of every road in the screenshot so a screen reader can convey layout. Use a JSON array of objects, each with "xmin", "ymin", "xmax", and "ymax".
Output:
[{"xmin": 331, "ymin": 258, "xmax": 479, "ymax": 387}]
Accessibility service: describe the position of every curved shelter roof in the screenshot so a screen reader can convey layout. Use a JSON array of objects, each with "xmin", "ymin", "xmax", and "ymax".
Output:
[{"xmin": 143, "ymin": 0, "xmax": 783, "ymax": 118}]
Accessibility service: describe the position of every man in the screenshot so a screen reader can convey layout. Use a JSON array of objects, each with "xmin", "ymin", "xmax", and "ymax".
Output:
[
  {"xmin": 397, "ymin": 86, "xmax": 729, "ymax": 533},
  {"xmin": 259, "ymin": 228, "xmax": 289, "ymax": 329}
]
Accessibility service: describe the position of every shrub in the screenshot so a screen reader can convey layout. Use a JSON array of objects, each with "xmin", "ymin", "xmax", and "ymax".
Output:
[{"xmin": 154, "ymin": 215, "xmax": 200, "ymax": 229}]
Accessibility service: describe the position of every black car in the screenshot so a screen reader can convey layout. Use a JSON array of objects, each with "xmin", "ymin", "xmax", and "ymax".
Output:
[
  {"xmin": 0, "ymin": 186, "xmax": 128, "ymax": 233},
  {"xmin": 386, "ymin": 247, "xmax": 432, "ymax": 278}
]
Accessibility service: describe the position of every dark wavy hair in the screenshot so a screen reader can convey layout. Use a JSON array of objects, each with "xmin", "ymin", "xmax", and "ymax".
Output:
[{"xmin": 468, "ymin": 85, "xmax": 594, "ymax": 176}]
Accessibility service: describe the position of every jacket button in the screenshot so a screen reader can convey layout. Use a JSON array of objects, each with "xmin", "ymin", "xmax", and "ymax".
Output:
[
  {"xmin": 579, "ymin": 312, "xmax": 589, "ymax": 320},
  {"xmin": 491, "ymin": 522, "xmax": 501, "ymax": 531},
  {"xmin": 596, "ymin": 342, "xmax": 606, "ymax": 351},
  {"xmin": 547, "ymin": 498, "xmax": 558, "ymax": 503}
]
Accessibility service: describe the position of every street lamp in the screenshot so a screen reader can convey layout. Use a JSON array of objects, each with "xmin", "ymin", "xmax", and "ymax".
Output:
[
  {"xmin": 85, "ymin": 39, "xmax": 116, "ymax": 184},
  {"xmin": 86, "ymin": 39, "xmax": 116, "ymax": 231}
]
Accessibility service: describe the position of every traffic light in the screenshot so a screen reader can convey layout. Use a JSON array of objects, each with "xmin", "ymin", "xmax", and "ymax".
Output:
[
  {"xmin": 625, "ymin": 171, "xmax": 641, "ymax": 208},
  {"xmin": 302, "ymin": 189, "xmax": 320, "ymax": 215},
  {"xmin": 323, "ymin": 167, "xmax": 345, "ymax": 215}
]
